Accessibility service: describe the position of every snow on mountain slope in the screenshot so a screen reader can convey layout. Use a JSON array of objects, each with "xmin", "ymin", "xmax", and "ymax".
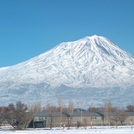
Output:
[
  {"xmin": 0, "ymin": 35, "xmax": 134, "ymax": 106},
  {"xmin": 0, "ymin": 35, "xmax": 134, "ymax": 87}
]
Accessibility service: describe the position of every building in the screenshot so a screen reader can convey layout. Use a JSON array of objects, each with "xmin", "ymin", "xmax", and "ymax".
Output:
[{"xmin": 27, "ymin": 110, "xmax": 102, "ymax": 128}]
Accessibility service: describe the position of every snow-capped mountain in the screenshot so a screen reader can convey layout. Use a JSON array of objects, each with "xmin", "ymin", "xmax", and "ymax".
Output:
[{"xmin": 0, "ymin": 35, "xmax": 134, "ymax": 107}]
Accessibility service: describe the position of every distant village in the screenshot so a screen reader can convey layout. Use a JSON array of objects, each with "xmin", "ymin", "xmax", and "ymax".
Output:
[{"xmin": 0, "ymin": 100, "xmax": 134, "ymax": 130}]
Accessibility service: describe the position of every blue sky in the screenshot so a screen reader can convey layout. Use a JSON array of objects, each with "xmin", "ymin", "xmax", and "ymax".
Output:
[{"xmin": 0, "ymin": 0, "xmax": 134, "ymax": 67}]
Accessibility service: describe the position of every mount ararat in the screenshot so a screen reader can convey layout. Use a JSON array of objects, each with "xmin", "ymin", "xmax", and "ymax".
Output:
[{"xmin": 0, "ymin": 35, "xmax": 134, "ymax": 107}]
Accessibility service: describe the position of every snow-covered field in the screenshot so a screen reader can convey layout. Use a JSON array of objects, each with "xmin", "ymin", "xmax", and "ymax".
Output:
[{"xmin": 0, "ymin": 126, "xmax": 134, "ymax": 134}]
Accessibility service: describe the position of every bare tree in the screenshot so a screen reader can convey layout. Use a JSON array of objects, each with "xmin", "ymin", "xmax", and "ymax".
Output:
[
  {"xmin": 76, "ymin": 120, "xmax": 86, "ymax": 129},
  {"xmin": 109, "ymin": 108, "xmax": 128, "ymax": 128},
  {"xmin": 118, "ymin": 110, "xmax": 128, "ymax": 125},
  {"xmin": 0, "ymin": 112, "xmax": 4, "ymax": 127},
  {"xmin": 83, "ymin": 117, "xmax": 87, "ymax": 129},
  {"xmin": 44, "ymin": 104, "xmax": 58, "ymax": 129},
  {"xmin": 31, "ymin": 101, "xmax": 42, "ymax": 112},
  {"xmin": 126, "ymin": 105, "xmax": 134, "ymax": 112},
  {"xmin": 4, "ymin": 101, "xmax": 31, "ymax": 129},
  {"xmin": 103, "ymin": 102, "xmax": 112, "ymax": 125},
  {"xmin": 67, "ymin": 100, "xmax": 74, "ymax": 129},
  {"xmin": 68, "ymin": 100, "xmax": 74, "ymax": 116},
  {"xmin": 58, "ymin": 98, "xmax": 64, "ymax": 126},
  {"xmin": 76, "ymin": 121, "xmax": 81, "ymax": 128}
]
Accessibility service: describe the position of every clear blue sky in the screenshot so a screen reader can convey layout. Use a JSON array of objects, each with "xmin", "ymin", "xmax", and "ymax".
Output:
[{"xmin": 0, "ymin": 0, "xmax": 134, "ymax": 67}]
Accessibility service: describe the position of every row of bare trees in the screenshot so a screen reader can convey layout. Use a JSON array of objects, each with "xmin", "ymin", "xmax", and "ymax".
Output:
[
  {"xmin": 0, "ymin": 100, "xmax": 134, "ymax": 130},
  {"xmin": 88, "ymin": 102, "xmax": 132, "ymax": 128},
  {"xmin": 0, "ymin": 99, "xmax": 75, "ymax": 130}
]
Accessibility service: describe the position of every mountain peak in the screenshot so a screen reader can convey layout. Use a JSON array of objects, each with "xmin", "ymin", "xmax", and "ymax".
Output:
[
  {"xmin": 82, "ymin": 35, "xmax": 105, "ymax": 40},
  {"xmin": 86, "ymin": 34, "xmax": 102, "ymax": 39},
  {"xmin": 77, "ymin": 35, "xmax": 110, "ymax": 46}
]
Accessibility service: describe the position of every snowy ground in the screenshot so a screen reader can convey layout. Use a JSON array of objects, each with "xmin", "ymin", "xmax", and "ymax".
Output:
[{"xmin": 0, "ymin": 126, "xmax": 134, "ymax": 134}]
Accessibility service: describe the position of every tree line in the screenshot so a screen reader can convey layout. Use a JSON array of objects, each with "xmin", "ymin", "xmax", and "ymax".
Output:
[{"xmin": 0, "ymin": 100, "xmax": 134, "ymax": 130}]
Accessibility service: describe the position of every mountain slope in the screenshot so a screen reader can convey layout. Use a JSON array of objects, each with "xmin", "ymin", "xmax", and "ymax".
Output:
[{"xmin": 0, "ymin": 35, "xmax": 134, "ymax": 106}]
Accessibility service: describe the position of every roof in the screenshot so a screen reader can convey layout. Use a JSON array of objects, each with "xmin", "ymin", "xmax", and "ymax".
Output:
[
  {"xmin": 71, "ymin": 111, "xmax": 101, "ymax": 117},
  {"xmin": 33, "ymin": 112, "xmax": 61, "ymax": 117},
  {"xmin": 31, "ymin": 111, "xmax": 101, "ymax": 117}
]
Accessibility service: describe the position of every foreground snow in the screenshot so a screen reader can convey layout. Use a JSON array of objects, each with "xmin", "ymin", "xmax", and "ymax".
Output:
[{"xmin": 0, "ymin": 126, "xmax": 134, "ymax": 134}]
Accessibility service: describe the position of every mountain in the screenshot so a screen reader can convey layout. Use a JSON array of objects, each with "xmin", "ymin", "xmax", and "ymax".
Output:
[{"xmin": 0, "ymin": 35, "xmax": 134, "ymax": 107}]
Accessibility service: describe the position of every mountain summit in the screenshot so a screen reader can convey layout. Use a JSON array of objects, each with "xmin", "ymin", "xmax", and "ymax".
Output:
[{"xmin": 0, "ymin": 35, "xmax": 134, "ymax": 106}]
